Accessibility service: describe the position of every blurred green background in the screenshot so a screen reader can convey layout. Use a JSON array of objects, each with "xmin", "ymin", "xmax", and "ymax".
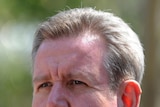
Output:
[{"xmin": 0, "ymin": 0, "xmax": 160, "ymax": 107}]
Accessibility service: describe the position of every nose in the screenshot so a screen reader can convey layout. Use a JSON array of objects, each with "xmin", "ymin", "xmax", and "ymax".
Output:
[{"xmin": 46, "ymin": 82, "xmax": 69, "ymax": 107}]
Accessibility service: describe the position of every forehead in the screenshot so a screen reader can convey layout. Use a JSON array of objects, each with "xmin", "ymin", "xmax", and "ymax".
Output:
[
  {"xmin": 36, "ymin": 33, "xmax": 106, "ymax": 59},
  {"xmin": 33, "ymin": 34, "xmax": 107, "ymax": 78}
]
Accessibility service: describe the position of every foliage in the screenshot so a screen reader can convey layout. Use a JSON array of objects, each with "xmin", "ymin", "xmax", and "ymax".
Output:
[
  {"xmin": 0, "ymin": 49, "xmax": 32, "ymax": 107},
  {"xmin": 0, "ymin": 0, "xmax": 82, "ymax": 22}
]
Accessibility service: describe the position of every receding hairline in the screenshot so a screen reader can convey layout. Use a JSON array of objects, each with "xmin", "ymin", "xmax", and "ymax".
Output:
[{"xmin": 32, "ymin": 7, "xmax": 121, "ymax": 59}]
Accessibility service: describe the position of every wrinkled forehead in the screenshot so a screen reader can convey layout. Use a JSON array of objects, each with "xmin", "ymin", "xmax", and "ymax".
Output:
[
  {"xmin": 33, "ymin": 34, "xmax": 108, "ymax": 82},
  {"xmin": 36, "ymin": 32, "xmax": 106, "ymax": 57},
  {"xmin": 33, "ymin": 33, "xmax": 107, "ymax": 72}
]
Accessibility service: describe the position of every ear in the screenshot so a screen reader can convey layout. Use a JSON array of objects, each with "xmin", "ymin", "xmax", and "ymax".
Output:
[{"xmin": 118, "ymin": 80, "xmax": 142, "ymax": 107}]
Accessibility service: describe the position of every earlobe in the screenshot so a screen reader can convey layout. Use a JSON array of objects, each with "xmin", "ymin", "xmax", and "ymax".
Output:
[{"xmin": 118, "ymin": 80, "xmax": 142, "ymax": 107}]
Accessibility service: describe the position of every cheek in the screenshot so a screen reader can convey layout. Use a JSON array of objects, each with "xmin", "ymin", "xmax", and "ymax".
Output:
[
  {"xmin": 32, "ymin": 95, "xmax": 47, "ymax": 107},
  {"xmin": 72, "ymin": 92, "xmax": 117, "ymax": 107}
]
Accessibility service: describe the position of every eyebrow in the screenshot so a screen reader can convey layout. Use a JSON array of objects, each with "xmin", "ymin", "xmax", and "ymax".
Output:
[
  {"xmin": 66, "ymin": 69, "xmax": 97, "ymax": 84},
  {"xmin": 33, "ymin": 74, "xmax": 51, "ymax": 84},
  {"xmin": 32, "ymin": 68, "xmax": 99, "ymax": 85}
]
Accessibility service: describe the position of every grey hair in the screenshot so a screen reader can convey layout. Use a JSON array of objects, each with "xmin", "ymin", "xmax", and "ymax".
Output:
[{"xmin": 32, "ymin": 7, "xmax": 144, "ymax": 92}]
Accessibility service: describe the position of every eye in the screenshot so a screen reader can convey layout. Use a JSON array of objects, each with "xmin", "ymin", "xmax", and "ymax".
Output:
[
  {"xmin": 38, "ymin": 82, "xmax": 53, "ymax": 89},
  {"xmin": 68, "ymin": 80, "xmax": 87, "ymax": 86}
]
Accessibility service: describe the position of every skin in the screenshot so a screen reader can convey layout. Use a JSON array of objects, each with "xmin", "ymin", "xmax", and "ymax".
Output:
[{"xmin": 32, "ymin": 33, "xmax": 141, "ymax": 107}]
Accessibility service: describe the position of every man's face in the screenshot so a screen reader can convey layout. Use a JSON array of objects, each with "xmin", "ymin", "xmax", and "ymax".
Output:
[{"xmin": 32, "ymin": 34, "xmax": 118, "ymax": 107}]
